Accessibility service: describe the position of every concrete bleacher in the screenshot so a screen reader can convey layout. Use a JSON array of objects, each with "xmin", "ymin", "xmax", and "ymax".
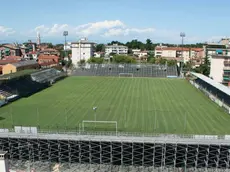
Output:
[
  {"xmin": 0, "ymin": 69, "xmax": 66, "ymax": 99},
  {"xmin": 73, "ymin": 64, "xmax": 178, "ymax": 78},
  {"xmin": 31, "ymin": 68, "xmax": 66, "ymax": 83},
  {"xmin": 190, "ymin": 72, "xmax": 230, "ymax": 114}
]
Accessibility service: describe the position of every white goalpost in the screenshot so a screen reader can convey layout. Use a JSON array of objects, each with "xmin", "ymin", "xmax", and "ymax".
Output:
[
  {"xmin": 82, "ymin": 120, "xmax": 118, "ymax": 135},
  {"xmin": 119, "ymin": 73, "xmax": 134, "ymax": 78}
]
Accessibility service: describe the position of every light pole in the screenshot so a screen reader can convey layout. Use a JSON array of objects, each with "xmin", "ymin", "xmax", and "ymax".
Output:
[
  {"xmin": 63, "ymin": 31, "xmax": 68, "ymax": 58},
  {"xmin": 180, "ymin": 32, "xmax": 186, "ymax": 77}
]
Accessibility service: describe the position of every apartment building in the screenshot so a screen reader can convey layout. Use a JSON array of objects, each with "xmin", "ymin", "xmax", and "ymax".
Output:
[
  {"xmin": 155, "ymin": 46, "xmax": 204, "ymax": 64},
  {"xmin": 105, "ymin": 44, "xmax": 128, "ymax": 55},
  {"xmin": 71, "ymin": 38, "xmax": 95, "ymax": 66},
  {"xmin": 210, "ymin": 55, "xmax": 230, "ymax": 84}
]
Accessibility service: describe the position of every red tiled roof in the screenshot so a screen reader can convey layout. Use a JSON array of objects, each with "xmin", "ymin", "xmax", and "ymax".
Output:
[
  {"xmin": 155, "ymin": 47, "xmax": 190, "ymax": 51},
  {"xmin": 190, "ymin": 48, "xmax": 203, "ymax": 52},
  {"xmin": 40, "ymin": 48, "xmax": 58, "ymax": 52},
  {"xmin": 155, "ymin": 47, "xmax": 204, "ymax": 52},
  {"xmin": 38, "ymin": 55, "xmax": 59, "ymax": 59},
  {"xmin": 5, "ymin": 56, "xmax": 22, "ymax": 60},
  {"xmin": 0, "ymin": 59, "xmax": 19, "ymax": 65},
  {"xmin": 28, "ymin": 51, "xmax": 38, "ymax": 55},
  {"xmin": 40, "ymin": 61, "xmax": 58, "ymax": 66}
]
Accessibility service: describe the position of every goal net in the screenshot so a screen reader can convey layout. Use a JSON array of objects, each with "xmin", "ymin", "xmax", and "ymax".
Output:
[
  {"xmin": 81, "ymin": 120, "xmax": 118, "ymax": 134},
  {"xmin": 119, "ymin": 73, "xmax": 134, "ymax": 78}
]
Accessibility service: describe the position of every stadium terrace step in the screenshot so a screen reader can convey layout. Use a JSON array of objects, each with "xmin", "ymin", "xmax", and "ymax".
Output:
[{"xmin": 73, "ymin": 64, "xmax": 178, "ymax": 77}]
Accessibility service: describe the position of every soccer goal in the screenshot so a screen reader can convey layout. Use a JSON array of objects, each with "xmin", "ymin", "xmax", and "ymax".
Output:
[
  {"xmin": 82, "ymin": 120, "xmax": 118, "ymax": 135},
  {"xmin": 119, "ymin": 73, "xmax": 134, "ymax": 78}
]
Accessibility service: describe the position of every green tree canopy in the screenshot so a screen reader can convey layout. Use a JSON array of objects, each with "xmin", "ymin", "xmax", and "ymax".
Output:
[
  {"xmin": 113, "ymin": 55, "xmax": 136, "ymax": 64},
  {"xmin": 87, "ymin": 57, "xmax": 104, "ymax": 64},
  {"xmin": 95, "ymin": 44, "xmax": 105, "ymax": 52}
]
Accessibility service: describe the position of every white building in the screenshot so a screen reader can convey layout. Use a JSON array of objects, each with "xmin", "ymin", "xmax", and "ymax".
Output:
[
  {"xmin": 94, "ymin": 52, "xmax": 104, "ymax": 58},
  {"xmin": 105, "ymin": 44, "xmax": 128, "ymax": 55},
  {"xmin": 210, "ymin": 55, "xmax": 230, "ymax": 84},
  {"xmin": 132, "ymin": 49, "xmax": 148, "ymax": 57},
  {"xmin": 132, "ymin": 49, "xmax": 141, "ymax": 56},
  {"xmin": 0, "ymin": 151, "xmax": 9, "ymax": 172},
  {"xmin": 71, "ymin": 38, "xmax": 95, "ymax": 66},
  {"xmin": 64, "ymin": 42, "xmax": 72, "ymax": 51}
]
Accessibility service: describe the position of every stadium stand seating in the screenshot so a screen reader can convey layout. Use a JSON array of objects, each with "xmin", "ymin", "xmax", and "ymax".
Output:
[
  {"xmin": 0, "ymin": 68, "xmax": 66, "ymax": 99},
  {"xmin": 73, "ymin": 64, "xmax": 178, "ymax": 78},
  {"xmin": 31, "ymin": 68, "xmax": 66, "ymax": 83},
  {"xmin": 194, "ymin": 78, "xmax": 230, "ymax": 106}
]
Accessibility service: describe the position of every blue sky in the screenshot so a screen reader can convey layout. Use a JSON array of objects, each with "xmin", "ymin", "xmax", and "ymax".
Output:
[{"xmin": 0, "ymin": 0, "xmax": 230, "ymax": 44}]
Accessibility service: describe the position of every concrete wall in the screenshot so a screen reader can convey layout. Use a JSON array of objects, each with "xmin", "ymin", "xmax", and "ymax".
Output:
[{"xmin": 2, "ymin": 64, "xmax": 17, "ymax": 75}]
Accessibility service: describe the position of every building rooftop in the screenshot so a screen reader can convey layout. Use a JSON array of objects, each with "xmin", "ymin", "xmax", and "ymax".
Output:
[
  {"xmin": 38, "ymin": 55, "xmax": 59, "ymax": 59},
  {"xmin": 212, "ymin": 55, "xmax": 230, "ymax": 59},
  {"xmin": 0, "ymin": 59, "xmax": 19, "ymax": 65},
  {"xmin": 155, "ymin": 47, "xmax": 203, "ymax": 52},
  {"xmin": 0, "ymin": 44, "xmax": 19, "ymax": 50},
  {"xmin": 12, "ymin": 60, "xmax": 38, "ymax": 68},
  {"xmin": 0, "ymin": 151, "xmax": 7, "ymax": 155},
  {"xmin": 106, "ymin": 44, "xmax": 128, "ymax": 47}
]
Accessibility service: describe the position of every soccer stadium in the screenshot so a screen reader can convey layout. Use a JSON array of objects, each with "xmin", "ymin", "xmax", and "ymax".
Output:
[{"xmin": 0, "ymin": 64, "xmax": 230, "ymax": 171}]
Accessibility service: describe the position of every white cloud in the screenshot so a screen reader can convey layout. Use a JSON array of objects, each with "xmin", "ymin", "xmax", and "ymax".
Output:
[
  {"xmin": 31, "ymin": 20, "xmax": 155, "ymax": 39},
  {"xmin": 34, "ymin": 24, "xmax": 70, "ymax": 36},
  {"xmin": 0, "ymin": 26, "xmax": 15, "ymax": 36},
  {"xmin": 103, "ymin": 28, "xmax": 155, "ymax": 37},
  {"xmin": 75, "ymin": 20, "xmax": 125, "ymax": 36}
]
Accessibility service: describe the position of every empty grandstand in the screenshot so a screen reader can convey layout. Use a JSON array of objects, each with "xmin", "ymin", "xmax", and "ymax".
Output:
[
  {"xmin": 0, "ymin": 68, "xmax": 66, "ymax": 104},
  {"xmin": 31, "ymin": 68, "xmax": 66, "ymax": 83},
  {"xmin": 73, "ymin": 63, "xmax": 178, "ymax": 78},
  {"xmin": 190, "ymin": 72, "xmax": 230, "ymax": 114}
]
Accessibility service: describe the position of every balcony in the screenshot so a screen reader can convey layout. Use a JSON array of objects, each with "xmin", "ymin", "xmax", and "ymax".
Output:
[
  {"xmin": 223, "ymin": 66, "xmax": 230, "ymax": 70},
  {"xmin": 224, "ymin": 61, "xmax": 230, "ymax": 65}
]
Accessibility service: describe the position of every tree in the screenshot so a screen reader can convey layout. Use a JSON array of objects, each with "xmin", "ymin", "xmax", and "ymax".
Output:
[
  {"xmin": 113, "ymin": 55, "xmax": 136, "ymax": 64},
  {"xmin": 78, "ymin": 59, "xmax": 86, "ymax": 66},
  {"xmin": 193, "ymin": 56, "xmax": 210, "ymax": 76},
  {"xmin": 146, "ymin": 39, "xmax": 153, "ymax": 50},
  {"xmin": 147, "ymin": 51, "xmax": 155, "ymax": 62},
  {"xmin": 167, "ymin": 60, "xmax": 177, "ymax": 66},
  {"xmin": 95, "ymin": 44, "xmax": 105, "ymax": 52},
  {"xmin": 108, "ymin": 41, "xmax": 124, "ymax": 45},
  {"xmin": 87, "ymin": 57, "xmax": 104, "ymax": 64},
  {"xmin": 149, "ymin": 58, "xmax": 156, "ymax": 64},
  {"xmin": 156, "ymin": 58, "xmax": 167, "ymax": 65},
  {"xmin": 47, "ymin": 43, "xmax": 54, "ymax": 48}
]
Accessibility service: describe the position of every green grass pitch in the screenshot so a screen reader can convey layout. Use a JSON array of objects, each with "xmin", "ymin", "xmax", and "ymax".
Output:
[{"xmin": 0, "ymin": 76, "xmax": 230, "ymax": 135}]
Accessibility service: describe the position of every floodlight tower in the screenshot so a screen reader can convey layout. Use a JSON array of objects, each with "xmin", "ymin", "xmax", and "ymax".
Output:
[
  {"xmin": 63, "ymin": 31, "xmax": 68, "ymax": 58},
  {"xmin": 180, "ymin": 32, "xmax": 186, "ymax": 77}
]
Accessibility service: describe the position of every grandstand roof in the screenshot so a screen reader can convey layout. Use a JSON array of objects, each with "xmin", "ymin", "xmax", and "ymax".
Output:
[
  {"xmin": 12, "ymin": 60, "xmax": 38, "ymax": 68},
  {"xmin": 191, "ymin": 72, "xmax": 230, "ymax": 96}
]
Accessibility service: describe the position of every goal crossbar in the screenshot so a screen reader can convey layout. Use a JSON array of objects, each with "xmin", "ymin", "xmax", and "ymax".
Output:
[
  {"xmin": 82, "ymin": 120, "xmax": 118, "ymax": 135},
  {"xmin": 119, "ymin": 73, "xmax": 133, "ymax": 78}
]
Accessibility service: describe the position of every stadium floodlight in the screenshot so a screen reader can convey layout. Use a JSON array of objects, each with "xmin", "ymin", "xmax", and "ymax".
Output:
[
  {"xmin": 180, "ymin": 32, "xmax": 186, "ymax": 77},
  {"xmin": 63, "ymin": 31, "xmax": 68, "ymax": 58}
]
